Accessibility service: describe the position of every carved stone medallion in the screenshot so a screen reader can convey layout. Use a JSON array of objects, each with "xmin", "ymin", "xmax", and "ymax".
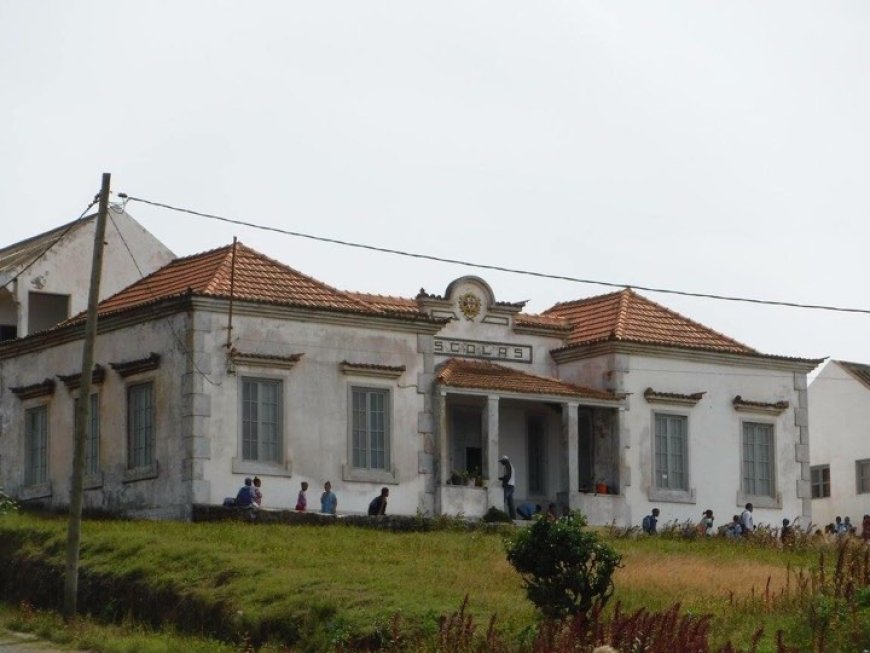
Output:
[{"xmin": 457, "ymin": 292, "xmax": 482, "ymax": 320}]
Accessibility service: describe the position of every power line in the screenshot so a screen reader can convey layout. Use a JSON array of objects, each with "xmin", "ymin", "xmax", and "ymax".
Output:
[{"xmin": 119, "ymin": 194, "xmax": 870, "ymax": 316}]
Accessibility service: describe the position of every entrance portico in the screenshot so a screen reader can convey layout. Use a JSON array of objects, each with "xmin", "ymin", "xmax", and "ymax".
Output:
[{"xmin": 433, "ymin": 358, "xmax": 623, "ymax": 518}]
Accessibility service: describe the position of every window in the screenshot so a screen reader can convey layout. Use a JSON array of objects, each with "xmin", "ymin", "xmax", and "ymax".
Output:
[
  {"xmin": 654, "ymin": 413, "xmax": 688, "ymax": 491},
  {"xmin": 742, "ymin": 422, "xmax": 774, "ymax": 497},
  {"xmin": 351, "ymin": 387, "xmax": 390, "ymax": 470},
  {"xmin": 74, "ymin": 394, "xmax": 100, "ymax": 477},
  {"xmin": 810, "ymin": 465, "xmax": 830, "ymax": 499},
  {"xmin": 24, "ymin": 406, "xmax": 48, "ymax": 485},
  {"xmin": 857, "ymin": 459, "xmax": 870, "ymax": 494},
  {"xmin": 127, "ymin": 382, "xmax": 154, "ymax": 469},
  {"xmin": 27, "ymin": 291, "xmax": 70, "ymax": 334},
  {"xmin": 527, "ymin": 415, "xmax": 546, "ymax": 494},
  {"xmin": 242, "ymin": 378, "xmax": 282, "ymax": 463}
]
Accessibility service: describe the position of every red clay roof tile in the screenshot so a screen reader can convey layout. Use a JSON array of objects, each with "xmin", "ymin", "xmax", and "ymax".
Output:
[
  {"xmin": 94, "ymin": 243, "xmax": 405, "ymax": 318},
  {"xmin": 544, "ymin": 289, "xmax": 755, "ymax": 354},
  {"xmin": 436, "ymin": 358, "xmax": 616, "ymax": 400}
]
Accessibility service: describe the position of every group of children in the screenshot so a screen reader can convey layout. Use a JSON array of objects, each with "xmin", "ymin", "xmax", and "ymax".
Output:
[
  {"xmin": 642, "ymin": 503, "xmax": 770, "ymax": 539},
  {"xmin": 233, "ymin": 478, "xmax": 338, "ymax": 514},
  {"xmin": 233, "ymin": 479, "xmax": 393, "ymax": 517},
  {"xmin": 293, "ymin": 480, "xmax": 339, "ymax": 514},
  {"xmin": 291, "ymin": 482, "xmax": 389, "ymax": 516},
  {"xmin": 643, "ymin": 504, "xmax": 870, "ymax": 543}
]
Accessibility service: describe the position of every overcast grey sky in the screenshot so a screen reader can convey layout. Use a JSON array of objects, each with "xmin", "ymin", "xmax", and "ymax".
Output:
[{"xmin": 1, "ymin": 2, "xmax": 868, "ymax": 364}]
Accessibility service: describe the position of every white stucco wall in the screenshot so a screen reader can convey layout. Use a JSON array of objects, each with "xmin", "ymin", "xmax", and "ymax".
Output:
[
  {"xmin": 559, "ymin": 352, "xmax": 809, "ymax": 529},
  {"xmin": 8, "ymin": 209, "xmax": 174, "ymax": 336},
  {"xmin": 0, "ymin": 315, "xmax": 190, "ymax": 518},
  {"xmin": 808, "ymin": 361, "xmax": 870, "ymax": 526},
  {"xmin": 197, "ymin": 308, "xmax": 431, "ymax": 516}
]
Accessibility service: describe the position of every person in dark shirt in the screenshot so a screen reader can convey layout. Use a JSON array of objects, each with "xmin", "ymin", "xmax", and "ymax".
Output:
[{"xmin": 367, "ymin": 487, "xmax": 389, "ymax": 516}]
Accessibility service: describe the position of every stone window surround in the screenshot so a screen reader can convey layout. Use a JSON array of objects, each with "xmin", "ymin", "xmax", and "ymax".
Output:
[
  {"xmin": 122, "ymin": 378, "xmax": 159, "ymax": 484},
  {"xmin": 71, "ymin": 391, "xmax": 103, "ymax": 489},
  {"xmin": 810, "ymin": 464, "xmax": 831, "ymax": 499},
  {"xmin": 22, "ymin": 401, "xmax": 50, "ymax": 497},
  {"xmin": 857, "ymin": 459, "xmax": 870, "ymax": 495},
  {"xmin": 343, "ymin": 382, "xmax": 398, "ymax": 485},
  {"xmin": 232, "ymin": 374, "xmax": 293, "ymax": 478},
  {"xmin": 648, "ymin": 408, "xmax": 696, "ymax": 505},
  {"xmin": 736, "ymin": 418, "xmax": 782, "ymax": 510}
]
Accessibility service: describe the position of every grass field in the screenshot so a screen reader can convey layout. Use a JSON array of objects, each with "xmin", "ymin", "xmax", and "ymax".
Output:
[{"xmin": 0, "ymin": 512, "xmax": 866, "ymax": 652}]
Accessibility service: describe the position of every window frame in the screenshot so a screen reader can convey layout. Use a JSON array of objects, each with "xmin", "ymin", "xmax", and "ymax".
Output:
[
  {"xmin": 343, "ymin": 384, "xmax": 396, "ymax": 484},
  {"xmin": 647, "ymin": 410, "xmax": 695, "ymax": 504},
  {"xmin": 857, "ymin": 459, "xmax": 870, "ymax": 495},
  {"xmin": 737, "ymin": 418, "xmax": 781, "ymax": 508},
  {"xmin": 124, "ymin": 380, "xmax": 158, "ymax": 482},
  {"xmin": 240, "ymin": 376, "xmax": 284, "ymax": 464},
  {"xmin": 231, "ymin": 372, "xmax": 293, "ymax": 477},
  {"xmin": 74, "ymin": 392, "xmax": 101, "ymax": 481},
  {"xmin": 24, "ymin": 404, "xmax": 49, "ymax": 487},
  {"xmin": 810, "ymin": 464, "xmax": 831, "ymax": 499}
]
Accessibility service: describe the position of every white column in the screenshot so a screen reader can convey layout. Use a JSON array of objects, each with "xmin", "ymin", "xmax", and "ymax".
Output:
[
  {"xmin": 484, "ymin": 395, "xmax": 501, "ymax": 508},
  {"xmin": 563, "ymin": 401, "xmax": 579, "ymax": 510},
  {"xmin": 437, "ymin": 391, "xmax": 449, "ymax": 486}
]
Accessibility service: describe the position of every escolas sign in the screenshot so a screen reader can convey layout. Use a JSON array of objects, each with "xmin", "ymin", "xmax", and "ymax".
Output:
[{"xmin": 433, "ymin": 337, "xmax": 533, "ymax": 364}]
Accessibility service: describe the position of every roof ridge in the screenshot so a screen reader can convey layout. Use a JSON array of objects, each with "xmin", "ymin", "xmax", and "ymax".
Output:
[
  {"xmin": 543, "ymin": 288, "xmax": 627, "ymax": 314},
  {"xmin": 613, "ymin": 288, "xmax": 633, "ymax": 339}
]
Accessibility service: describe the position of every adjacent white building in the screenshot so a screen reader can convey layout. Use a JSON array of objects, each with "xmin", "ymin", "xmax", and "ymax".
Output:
[
  {"xmin": 808, "ymin": 360, "xmax": 870, "ymax": 527},
  {"xmin": 0, "ymin": 238, "xmax": 820, "ymax": 525},
  {"xmin": 0, "ymin": 207, "xmax": 174, "ymax": 341}
]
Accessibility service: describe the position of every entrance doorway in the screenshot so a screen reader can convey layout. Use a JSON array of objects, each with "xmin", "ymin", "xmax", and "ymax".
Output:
[{"xmin": 451, "ymin": 408, "xmax": 483, "ymax": 476}]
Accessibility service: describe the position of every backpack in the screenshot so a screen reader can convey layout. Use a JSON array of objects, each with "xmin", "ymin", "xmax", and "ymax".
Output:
[{"xmin": 642, "ymin": 514, "xmax": 653, "ymax": 534}]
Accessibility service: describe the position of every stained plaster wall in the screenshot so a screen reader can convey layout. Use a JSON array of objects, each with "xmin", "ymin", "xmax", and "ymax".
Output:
[
  {"xmin": 808, "ymin": 361, "xmax": 870, "ymax": 526},
  {"xmin": 558, "ymin": 352, "xmax": 809, "ymax": 529},
  {"xmin": 0, "ymin": 315, "xmax": 190, "ymax": 519},
  {"xmin": 195, "ymin": 308, "xmax": 432, "ymax": 516}
]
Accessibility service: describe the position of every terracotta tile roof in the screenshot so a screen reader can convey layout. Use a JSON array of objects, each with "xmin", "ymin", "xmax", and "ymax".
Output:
[
  {"xmin": 643, "ymin": 388, "xmax": 705, "ymax": 404},
  {"xmin": 436, "ymin": 358, "xmax": 617, "ymax": 400},
  {"xmin": 732, "ymin": 395, "xmax": 790, "ymax": 412},
  {"xmin": 544, "ymin": 289, "xmax": 755, "ymax": 354},
  {"xmin": 837, "ymin": 360, "xmax": 870, "ymax": 392},
  {"xmin": 514, "ymin": 313, "xmax": 572, "ymax": 332},
  {"xmin": 92, "ymin": 243, "xmax": 429, "ymax": 320},
  {"xmin": 346, "ymin": 292, "xmax": 422, "ymax": 315},
  {"xmin": 0, "ymin": 216, "xmax": 94, "ymax": 273}
]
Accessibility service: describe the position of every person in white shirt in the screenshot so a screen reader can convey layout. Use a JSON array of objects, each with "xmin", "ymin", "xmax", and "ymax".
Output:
[{"xmin": 740, "ymin": 502, "xmax": 754, "ymax": 535}]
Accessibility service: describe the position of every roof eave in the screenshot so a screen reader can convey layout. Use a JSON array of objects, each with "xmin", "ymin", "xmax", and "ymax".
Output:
[
  {"xmin": 551, "ymin": 339, "xmax": 824, "ymax": 372},
  {"xmin": 435, "ymin": 383, "xmax": 622, "ymax": 407}
]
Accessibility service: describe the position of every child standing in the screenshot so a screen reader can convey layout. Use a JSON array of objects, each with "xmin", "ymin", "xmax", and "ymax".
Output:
[
  {"xmin": 252, "ymin": 477, "xmax": 263, "ymax": 506},
  {"xmin": 295, "ymin": 481, "xmax": 308, "ymax": 511},
  {"xmin": 320, "ymin": 481, "xmax": 337, "ymax": 515}
]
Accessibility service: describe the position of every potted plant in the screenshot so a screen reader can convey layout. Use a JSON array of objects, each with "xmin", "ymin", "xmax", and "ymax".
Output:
[{"xmin": 450, "ymin": 469, "xmax": 469, "ymax": 485}]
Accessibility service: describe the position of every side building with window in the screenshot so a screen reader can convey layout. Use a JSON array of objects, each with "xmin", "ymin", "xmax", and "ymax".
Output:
[
  {"xmin": 545, "ymin": 291, "xmax": 819, "ymax": 528},
  {"xmin": 808, "ymin": 360, "xmax": 870, "ymax": 527},
  {"xmin": 0, "ymin": 242, "xmax": 820, "ymax": 524}
]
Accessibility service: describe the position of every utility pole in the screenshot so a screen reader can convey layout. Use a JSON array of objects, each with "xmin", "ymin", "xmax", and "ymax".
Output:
[{"xmin": 64, "ymin": 172, "xmax": 110, "ymax": 620}]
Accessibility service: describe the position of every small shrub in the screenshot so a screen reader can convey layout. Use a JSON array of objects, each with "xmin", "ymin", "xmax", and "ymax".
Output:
[
  {"xmin": 505, "ymin": 511, "xmax": 622, "ymax": 618},
  {"xmin": 0, "ymin": 488, "xmax": 17, "ymax": 515},
  {"xmin": 482, "ymin": 507, "xmax": 512, "ymax": 524}
]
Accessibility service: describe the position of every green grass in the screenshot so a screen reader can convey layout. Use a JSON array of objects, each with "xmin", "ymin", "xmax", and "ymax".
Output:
[{"xmin": 0, "ymin": 512, "xmax": 864, "ymax": 652}]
